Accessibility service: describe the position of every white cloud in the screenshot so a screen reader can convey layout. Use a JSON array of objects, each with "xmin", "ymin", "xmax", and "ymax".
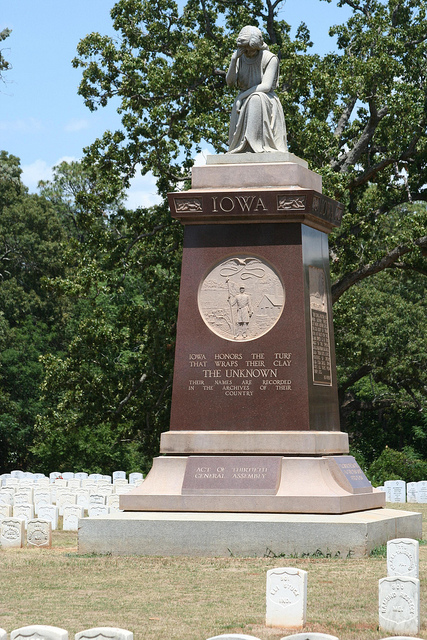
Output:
[
  {"xmin": 21, "ymin": 159, "xmax": 53, "ymax": 191},
  {"xmin": 21, "ymin": 156, "xmax": 78, "ymax": 191},
  {"xmin": 0, "ymin": 117, "xmax": 43, "ymax": 133},
  {"xmin": 64, "ymin": 118, "xmax": 90, "ymax": 133},
  {"xmin": 125, "ymin": 169, "xmax": 162, "ymax": 209}
]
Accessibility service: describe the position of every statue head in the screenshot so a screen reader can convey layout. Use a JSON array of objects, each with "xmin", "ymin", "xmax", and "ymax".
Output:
[{"xmin": 236, "ymin": 26, "xmax": 268, "ymax": 51}]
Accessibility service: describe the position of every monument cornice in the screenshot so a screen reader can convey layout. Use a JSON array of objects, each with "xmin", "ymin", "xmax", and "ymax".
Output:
[{"xmin": 168, "ymin": 188, "xmax": 343, "ymax": 234}]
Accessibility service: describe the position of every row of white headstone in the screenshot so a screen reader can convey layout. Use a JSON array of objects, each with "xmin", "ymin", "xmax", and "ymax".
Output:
[
  {"xmin": 264, "ymin": 541, "xmax": 422, "ymax": 635},
  {"xmin": 0, "ymin": 470, "xmax": 144, "ymax": 484},
  {"xmin": 376, "ymin": 480, "xmax": 427, "ymax": 503},
  {"xmin": 379, "ymin": 538, "xmax": 421, "ymax": 636},
  {"xmin": 0, "ymin": 627, "xmax": 132, "ymax": 640},
  {"xmin": 0, "ymin": 472, "xmax": 144, "ymax": 531}
]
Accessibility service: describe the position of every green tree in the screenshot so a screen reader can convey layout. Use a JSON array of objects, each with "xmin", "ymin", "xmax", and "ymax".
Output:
[
  {"xmin": 0, "ymin": 152, "xmax": 67, "ymax": 471},
  {"xmin": 34, "ymin": 161, "xmax": 181, "ymax": 472},
  {"xmin": 34, "ymin": 0, "xmax": 426, "ymax": 468}
]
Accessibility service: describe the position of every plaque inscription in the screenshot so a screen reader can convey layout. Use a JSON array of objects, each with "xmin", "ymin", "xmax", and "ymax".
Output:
[
  {"xmin": 182, "ymin": 456, "xmax": 282, "ymax": 495},
  {"xmin": 309, "ymin": 267, "xmax": 332, "ymax": 386},
  {"xmin": 198, "ymin": 256, "xmax": 285, "ymax": 342}
]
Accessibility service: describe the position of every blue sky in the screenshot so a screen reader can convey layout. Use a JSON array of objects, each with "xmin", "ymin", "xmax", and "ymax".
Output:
[{"xmin": 1, "ymin": 0, "xmax": 351, "ymax": 208}]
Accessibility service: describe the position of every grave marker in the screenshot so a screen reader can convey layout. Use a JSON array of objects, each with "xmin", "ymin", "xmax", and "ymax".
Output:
[
  {"xmin": 11, "ymin": 626, "xmax": 68, "ymax": 640},
  {"xmin": 63, "ymin": 505, "xmax": 84, "ymax": 531},
  {"xmin": 384, "ymin": 480, "xmax": 406, "ymax": 503},
  {"xmin": 75, "ymin": 628, "xmax": 133, "ymax": 640},
  {"xmin": 13, "ymin": 503, "xmax": 34, "ymax": 527},
  {"xmin": 387, "ymin": 539, "xmax": 419, "ymax": 578},
  {"xmin": 379, "ymin": 576, "xmax": 420, "ymax": 636},
  {"xmin": 416, "ymin": 480, "xmax": 427, "ymax": 503},
  {"xmin": 266, "ymin": 568, "xmax": 307, "ymax": 629},
  {"xmin": 27, "ymin": 519, "xmax": 52, "ymax": 548},
  {"xmin": 0, "ymin": 517, "xmax": 25, "ymax": 548},
  {"xmin": 37, "ymin": 504, "xmax": 58, "ymax": 530},
  {"xmin": 0, "ymin": 504, "xmax": 12, "ymax": 518},
  {"xmin": 406, "ymin": 483, "xmax": 417, "ymax": 503}
]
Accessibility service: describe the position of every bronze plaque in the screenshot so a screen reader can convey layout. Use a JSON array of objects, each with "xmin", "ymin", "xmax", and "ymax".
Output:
[
  {"xmin": 309, "ymin": 267, "xmax": 332, "ymax": 386},
  {"xmin": 182, "ymin": 456, "xmax": 282, "ymax": 495},
  {"xmin": 331, "ymin": 456, "xmax": 372, "ymax": 491}
]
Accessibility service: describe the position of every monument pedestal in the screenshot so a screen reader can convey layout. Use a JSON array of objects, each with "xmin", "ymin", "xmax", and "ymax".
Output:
[
  {"xmin": 79, "ymin": 155, "xmax": 422, "ymax": 555},
  {"xmin": 121, "ymin": 155, "xmax": 382, "ymax": 516}
]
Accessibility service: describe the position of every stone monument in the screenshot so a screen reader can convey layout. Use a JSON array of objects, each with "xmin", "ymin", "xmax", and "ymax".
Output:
[{"xmin": 79, "ymin": 27, "xmax": 421, "ymax": 556}]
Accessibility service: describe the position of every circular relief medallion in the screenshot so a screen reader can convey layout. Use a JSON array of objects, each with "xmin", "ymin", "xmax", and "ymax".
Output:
[{"xmin": 198, "ymin": 256, "xmax": 285, "ymax": 342}]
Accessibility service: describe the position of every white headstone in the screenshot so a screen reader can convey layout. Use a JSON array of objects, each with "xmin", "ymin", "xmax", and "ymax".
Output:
[
  {"xmin": 114, "ymin": 484, "xmax": 133, "ymax": 495},
  {"xmin": 37, "ymin": 504, "xmax": 59, "ymax": 530},
  {"xmin": 0, "ymin": 504, "xmax": 12, "ymax": 518},
  {"xmin": 67, "ymin": 479, "xmax": 82, "ymax": 490},
  {"xmin": 27, "ymin": 519, "xmax": 52, "ymax": 548},
  {"xmin": 129, "ymin": 473, "xmax": 144, "ymax": 484},
  {"xmin": 63, "ymin": 505, "xmax": 84, "ymax": 531},
  {"xmin": 52, "ymin": 478, "xmax": 67, "ymax": 489},
  {"xmin": 0, "ymin": 628, "xmax": 7, "ymax": 640},
  {"xmin": 113, "ymin": 478, "xmax": 128, "ymax": 486},
  {"xmin": 0, "ymin": 490, "xmax": 13, "ymax": 505},
  {"xmin": 34, "ymin": 491, "xmax": 52, "ymax": 515},
  {"xmin": 266, "ymin": 568, "xmax": 307, "ymax": 629},
  {"xmin": 88, "ymin": 505, "xmax": 108, "ymax": 517},
  {"xmin": 11, "ymin": 626, "xmax": 68, "ymax": 640},
  {"xmin": 76, "ymin": 491, "xmax": 90, "ymax": 510},
  {"xmin": 112, "ymin": 471, "xmax": 126, "ymax": 481},
  {"xmin": 387, "ymin": 539, "xmax": 419, "ymax": 578},
  {"xmin": 14, "ymin": 491, "xmax": 33, "ymax": 506},
  {"xmin": 0, "ymin": 517, "xmax": 25, "ymax": 548},
  {"xmin": 49, "ymin": 472, "xmax": 62, "ymax": 482},
  {"xmin": 75, "ymin": 628, "xmax": 133, "ymax": 640},
  {"xmin": 4, "ymin": 478, "xmax": 19, "ymax": 487},
  {"xmin": 61, "ymin": 472, "xmax": 75, "ymax": 480},
  {"xmin": 406, "ymin": 482, "xmax": 418, "ymax": 503},
  {"xmin": 13, "ymin": 503, "xmax": 34, "ymax": 527},
  {"xmin": 35, "ymin": 477, "xmax": 50, "ymax": 487},
  {"xmin": 416, "ymin": 480, "xmax": 427, "ymax": 503},
  {"xmin": 379, "ymin": 576, "xmax": 420, "ymax": 636},
  {"xmin": 10, "ymin": 470, "xmax": 24, "ymax": 479},
  {"xmin": 101, "ymin": 475, "xmax": 112, "ymax": 484},
  {"xmin": 96, "ymin": 486, "xmax": 113, "ymax": 497},
  {"xmin": 384, "ymin": 480, "xmax": 406, "ymax": 503},
  {"xmin": 74, "ymin": 472, "xmax": 88, "ymax": 480},
  {"xmin": 89, "ymin": 493, "xmax": 105, "ymax": 505},
  {"xmin": 57, "ymin": 492, "xmax": 77, "ymax": 515},
  {"xmin": 88, "ymin": 474, "xmax": 103, "ymax": 483},
  {"xmin": 107, "ymin": 495, "xmax": 121, "ymax": 511}
]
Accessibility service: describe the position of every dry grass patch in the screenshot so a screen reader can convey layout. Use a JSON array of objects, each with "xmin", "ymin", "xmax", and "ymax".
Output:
[{"xmin": 0, "ymin": 503, "xmax": 425, "ymax": 640}]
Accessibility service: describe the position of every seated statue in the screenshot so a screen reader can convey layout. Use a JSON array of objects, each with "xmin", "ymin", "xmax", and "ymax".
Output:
[{"xmin": 226, "ymin": 25, "xmax": 288, "ymax": 154}]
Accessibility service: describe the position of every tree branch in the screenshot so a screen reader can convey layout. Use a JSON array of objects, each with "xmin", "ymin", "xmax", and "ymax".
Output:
[
  {"xmin": 332, "ymin": 235, "xmax": 427, "ymax": 302},
  {"xmin": 114, "ymin": 373, "xmax": 147, "ymax": 416},
  {"xmin": 333, "ymin": 102, "xmax": 388, "ymax": 173}
]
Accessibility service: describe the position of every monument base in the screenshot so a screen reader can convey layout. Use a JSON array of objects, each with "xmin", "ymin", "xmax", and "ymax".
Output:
[
  {"xmin": 78, "ymin": 508, "xmax": 422, "ymax": 558},
  {"xmin": 120, "ymin": 455, "xmax": 385, "ymax": 514}
]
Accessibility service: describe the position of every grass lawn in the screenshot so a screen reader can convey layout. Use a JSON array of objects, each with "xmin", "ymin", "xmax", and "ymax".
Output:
[{"xmin": 0, "ymin": 503, "xmax": 426, "ymax": 640}]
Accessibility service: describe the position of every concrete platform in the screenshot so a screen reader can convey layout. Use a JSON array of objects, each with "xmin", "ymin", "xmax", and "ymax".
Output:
[{"xmin": 78, "ymin": 508, "xmax": 422, "ymax": 558}]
